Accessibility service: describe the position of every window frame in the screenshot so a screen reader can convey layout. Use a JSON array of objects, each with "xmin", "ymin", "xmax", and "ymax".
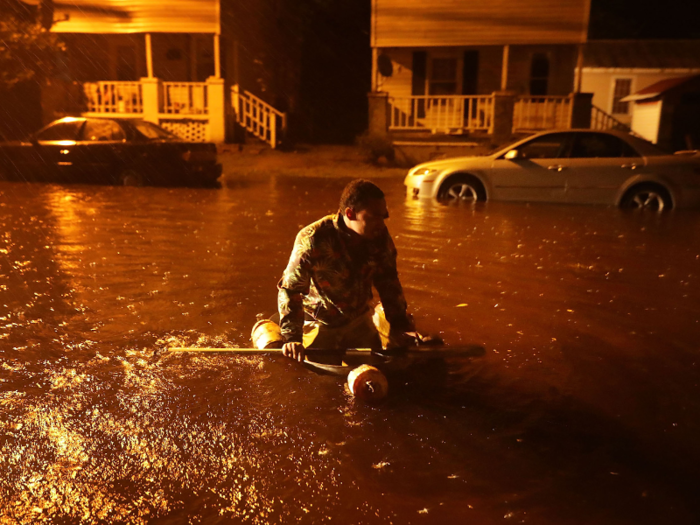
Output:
[{"xmin": 609, "ymin": 76, "xmax": 634, "ymax": 116}]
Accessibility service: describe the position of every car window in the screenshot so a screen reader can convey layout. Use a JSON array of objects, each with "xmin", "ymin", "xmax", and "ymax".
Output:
[
  {"xmin": 570, "ymin": 133, "xmax": 640, "ymax": 158},
  {"xmin": 36, "ymin": 121, "xmax": 84, "ymax": 142},
  {"xmin": 81, "ymin": 120, "xmax": 126, "ymax": 142},
  {"xmin": 132, "ymin": 121, "xmax": 180, "ymax": 141},
  {"xmin": 516, "ymin": 133, "xmax": 571, "ymax": 159}
]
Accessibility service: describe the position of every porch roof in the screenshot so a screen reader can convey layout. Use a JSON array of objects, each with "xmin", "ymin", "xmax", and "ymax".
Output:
[{"xmin": 21, "ymin": 0, "xmax": 219, "ymax": 34}]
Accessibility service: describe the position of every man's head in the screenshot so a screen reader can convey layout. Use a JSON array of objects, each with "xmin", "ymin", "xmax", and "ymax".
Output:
[{"xmin": 339, "ymin": 179, "xmax": 388, "ymax": 240}]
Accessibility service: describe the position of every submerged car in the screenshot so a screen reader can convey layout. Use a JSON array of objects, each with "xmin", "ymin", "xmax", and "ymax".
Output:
[
  {"xmin": 405, "ymin": 130, "xmax": 700, "ymax": 211},
  {"xmin": 0, "ymin": 117, "xmax": 222, "ymax": 187}
]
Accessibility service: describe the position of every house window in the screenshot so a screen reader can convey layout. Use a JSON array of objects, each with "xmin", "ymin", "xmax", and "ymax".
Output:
[
  {"xmin": 429, "ymin": 57, "xmax": 458, "ymax": 95},
  {"xmin": 529, "ymin": 53, "xmax": 549, "ymax": 95},
  {"xmin": 612, "ymin": 78, "xmax": 632, "ymax": 114}
]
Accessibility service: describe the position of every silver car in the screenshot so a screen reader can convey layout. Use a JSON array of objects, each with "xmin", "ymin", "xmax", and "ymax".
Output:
[{"xmin": 404, "ymin": 130, "xmax": 700, "ymax": 211}]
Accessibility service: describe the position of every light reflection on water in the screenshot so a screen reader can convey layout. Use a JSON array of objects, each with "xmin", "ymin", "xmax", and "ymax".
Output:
[{"xmin": 1, "ymin": 178, "xmax": 699, "ymax": 524}]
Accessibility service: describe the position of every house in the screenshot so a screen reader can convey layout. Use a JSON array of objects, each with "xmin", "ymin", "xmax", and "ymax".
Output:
[
  {"xmin": 581, "ymin": 40, "xmax": 700, "ymax": 129},
  {"xmin": 21, "ymin": 0, "xmax": 292, "ymax": 147},
  {"xmin": 368, "ymin": 0, "xmax": 595, "ymax": 162},
  {"xmin": 621, "ymin": 74, "xmax": 700, "ymax": 151}
]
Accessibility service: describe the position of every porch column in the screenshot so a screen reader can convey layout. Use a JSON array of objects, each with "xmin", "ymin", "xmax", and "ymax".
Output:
[
  {"xmin": 145, "ymin": 33, "xmax": 154, "ymax": 78},
  {"xmin": 500, "ymin": 45, "xmax": 510, "ymax": 91},
  {"xmin": 367, "ymin": 91, "xmax": 390, "ymax": 137},
  {"xmin": 207, "ymin": 76, "xmax": 226, "ymax": 142},
  {"xmin": 492, "ymin": 91, "xmax": 516, "ymax": 144},
  {"xmin": 570, "ymin": 92, "xmax": 593, "ymax": 129},
  {"xmin": 213, "ymin": 34, "xmax": 221, "ymax": 78},
  {"xmin": 574, "ymin": 44, "xmax": 584, "ymax": 93},
  {"xmin": 140, "ymin": 77, "xmax": 161, "ymax": 124}
]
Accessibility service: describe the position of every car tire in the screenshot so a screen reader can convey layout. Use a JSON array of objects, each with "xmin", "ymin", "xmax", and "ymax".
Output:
[
  {"xmin": 620, "ymin": 184, "xmax": 672, "ymax": 212},
  {"xmin": 119, "ymin": 169, "xmax": 144, "ymax": 187},
  {"xmin": 438, "ymin": 175, "xmax": 486, "ymax": 203}
]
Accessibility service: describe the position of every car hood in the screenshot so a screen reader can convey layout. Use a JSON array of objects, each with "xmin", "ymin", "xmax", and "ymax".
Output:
[{"xmin": 409, "ymin": 154, "xmax": 496, "ymax": 174}]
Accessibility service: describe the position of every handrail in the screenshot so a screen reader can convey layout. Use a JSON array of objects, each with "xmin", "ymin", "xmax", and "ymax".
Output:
[
  {"xmin": 231, "ymin": 85, "xmax": 287, "ymax": 149},
  {"xmin": 590, "ymin": 105, "xmax": 632, "ymax": 132}
]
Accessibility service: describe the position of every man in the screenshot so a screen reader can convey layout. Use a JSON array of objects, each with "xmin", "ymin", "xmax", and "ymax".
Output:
[{"xmin": 278, "ymin": 179, "xmax": 416, "ymax": 362}]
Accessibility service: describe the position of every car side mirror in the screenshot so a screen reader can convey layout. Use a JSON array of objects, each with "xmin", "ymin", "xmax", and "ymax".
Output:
[{"xmin": 504, "ymin": 149, "xmax": 523, "ymax": 160}]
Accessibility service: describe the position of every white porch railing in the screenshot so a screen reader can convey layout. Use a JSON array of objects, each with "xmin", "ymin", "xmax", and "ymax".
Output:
[
  {"xmin": 162, "ymin": 82, "xmax": 208, "ymax": 115},
  {"xmin": 513, "ymin": 95, "xmax": 573, "ymax": 131},
  {"xmin": 84, "ymin": 81, "xmax": 143, "ymax": 114},
  {"xmin": 389, "ymin": 95, "xmax": 493, "ymax": 132},
  {"xmin": 231, "ymin": 85, "xmax": 287, "ymax": 149}
]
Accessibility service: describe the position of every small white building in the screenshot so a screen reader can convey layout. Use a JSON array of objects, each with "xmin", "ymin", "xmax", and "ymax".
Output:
[
  {"xmin": 581, "ymin": 40, "xmax": 700, "ymax": 128},
  {"xmin": 621, "ymin": 74, "xmax": 700, "ymax": 151}
]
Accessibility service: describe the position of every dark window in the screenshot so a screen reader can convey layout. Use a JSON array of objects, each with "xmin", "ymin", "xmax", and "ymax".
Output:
[
  {"xmin": 612, "ymin": 78, "xmax": 632, "ymax": 114},
  {"xmin": 36, "ymin": 120, "xmax": 84, "ymax": 142},
  {"xmin": 166, "ymin": 48, "xmax": 183, "ymax": 60},
  {"xmin": 516, "ymin": 133, "xmax": 572, "ymax": 159},
  {"xmin": 570, "ymin": 133, "xmax": 640, "ymax": 158},
  {"xmin": 81, "ymin": 120, "xmax": 126, "ymax": 142},
  {"xmin": 529, "ymin": 53, "xmax": 550, "ymax": 96},
  {"xmin": 412, "ymin": 51, "xmax": 427, "ymax": 118}
]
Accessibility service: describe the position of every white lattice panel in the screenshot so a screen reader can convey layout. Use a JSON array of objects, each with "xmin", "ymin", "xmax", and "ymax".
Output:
[{"xmin": 159, "ymin": 119, "xmax": 210, "ymax": 142}]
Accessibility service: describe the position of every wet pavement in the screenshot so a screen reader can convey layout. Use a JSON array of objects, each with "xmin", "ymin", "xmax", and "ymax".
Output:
[{"xmin": 1, "ymin": 175, "xmax": 699, "ymax": 524}]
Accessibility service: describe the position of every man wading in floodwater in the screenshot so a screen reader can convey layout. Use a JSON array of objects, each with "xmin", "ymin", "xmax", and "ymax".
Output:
[{"xmin": 278, "ymin": 179, "xmax": 418, "ymax": 362}]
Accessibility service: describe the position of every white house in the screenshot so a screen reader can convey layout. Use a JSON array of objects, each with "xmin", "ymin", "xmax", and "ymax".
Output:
[{"xmin": 581, "ymin": 40, "xmax": 700, "ymax": 128}]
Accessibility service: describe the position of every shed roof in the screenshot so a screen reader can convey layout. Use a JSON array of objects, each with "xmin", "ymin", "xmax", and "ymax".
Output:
[
  {"xmin": 621, "ymin": 74, "xmax": 700, "ymax": 102},
  {"xmin": 584, "ymin": 40, "xmax": 700, "ymax": 69}
]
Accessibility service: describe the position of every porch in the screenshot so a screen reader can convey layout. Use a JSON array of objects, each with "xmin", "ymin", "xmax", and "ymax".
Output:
[{"xmin": 82, "ymin": 79, "xmax": 287, "ymax": 148}]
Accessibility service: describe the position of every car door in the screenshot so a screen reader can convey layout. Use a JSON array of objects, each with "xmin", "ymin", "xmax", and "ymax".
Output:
[
  {"xmin": 72, "ymin": 119, "xmax": 128, "ymax": 184},
  {"xmin": 564, "ymin": 132, "xmax": 644, "ymax": 205},
  {"xmin": 31, "ymin": 119, "xmax": 85, "ymax": 182},
  {"xmin": 487, "ymin": 132, "xmax": 574, "ymax": 203}
]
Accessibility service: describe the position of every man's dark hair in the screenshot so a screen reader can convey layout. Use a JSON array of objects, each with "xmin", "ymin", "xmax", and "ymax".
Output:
[{"xmin": 339, "ymin": 179, "xmax": 384, "ymax": 212}]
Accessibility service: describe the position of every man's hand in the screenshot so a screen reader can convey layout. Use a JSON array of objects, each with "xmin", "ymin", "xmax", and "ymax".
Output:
[
  {"xmin": 282, "ymin": 342, "xmax": 305, "ymax": 362},
  {"xmin": 388, "ymin": 330, "xmax": 420, "ymax": 349}
]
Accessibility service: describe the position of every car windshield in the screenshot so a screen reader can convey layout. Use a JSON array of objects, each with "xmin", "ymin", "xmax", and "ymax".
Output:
[{"xmin": 132, "ymin": 121, "xmax": 180, "ymax": 141}]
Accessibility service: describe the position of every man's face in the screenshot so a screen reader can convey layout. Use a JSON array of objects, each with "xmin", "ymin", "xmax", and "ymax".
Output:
[{"xmin": 345, "ymin": 198, "xmax": 389, "ymax": 239}]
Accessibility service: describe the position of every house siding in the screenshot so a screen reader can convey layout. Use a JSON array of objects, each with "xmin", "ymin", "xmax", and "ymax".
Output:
[{"xmin": 372, "ymin": 0, "xmax": 590, "ymax": 48}]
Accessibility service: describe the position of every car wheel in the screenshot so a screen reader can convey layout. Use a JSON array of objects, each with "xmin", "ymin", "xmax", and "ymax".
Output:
[
  {"xmin": 620, "ymin": 184, "xmax": 672, "ymax": 212},
  {"xmin": 119, "ymin": 169, "xmax": 144, "ymax": 187},
  {"xmin": 438, "ymin": 176, "xmax": 486, "ymax": 203}
]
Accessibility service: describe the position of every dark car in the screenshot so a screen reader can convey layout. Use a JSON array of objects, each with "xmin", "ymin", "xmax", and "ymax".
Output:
[{"xmin": 0, "ymin": 117, "xmax": 222, "ymax": 187}]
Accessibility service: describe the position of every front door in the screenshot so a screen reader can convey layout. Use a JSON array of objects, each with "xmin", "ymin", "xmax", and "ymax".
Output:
[{"xmin": 488, "ymin": 132, "xmax": 573, "ymax": 203}]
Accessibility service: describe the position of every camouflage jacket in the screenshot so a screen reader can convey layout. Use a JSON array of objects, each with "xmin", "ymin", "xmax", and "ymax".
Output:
[{"xmin": 277, "ymin": 212, "xmax": 411, "ymax": 343}]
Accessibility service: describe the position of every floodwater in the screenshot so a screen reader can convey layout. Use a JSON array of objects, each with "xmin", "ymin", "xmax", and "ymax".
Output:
[{"xmin": 1, "ymin": 175, "xmax": 699, "ymax": 524}]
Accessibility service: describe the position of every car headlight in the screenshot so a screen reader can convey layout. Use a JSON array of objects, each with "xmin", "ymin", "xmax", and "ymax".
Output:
[{"xmin": 411, "ymin": 168, "xmax": 440, "ymax": 178}]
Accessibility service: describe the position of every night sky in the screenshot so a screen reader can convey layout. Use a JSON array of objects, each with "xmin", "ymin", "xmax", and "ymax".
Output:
[{"xmin": 590, "ymin": 0, "xmax": 700, "ymax": 39}]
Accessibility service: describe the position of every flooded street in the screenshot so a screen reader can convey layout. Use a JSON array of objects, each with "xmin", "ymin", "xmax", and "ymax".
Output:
[{"xmin": 1, "ymin": 175, "xmax": 699, "ymax": 524}]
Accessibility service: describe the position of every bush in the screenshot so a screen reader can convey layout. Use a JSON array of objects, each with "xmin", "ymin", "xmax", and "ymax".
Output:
[{"xmin": 356, "ymin": 132, "xmax": 395, "ymax": 165}]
